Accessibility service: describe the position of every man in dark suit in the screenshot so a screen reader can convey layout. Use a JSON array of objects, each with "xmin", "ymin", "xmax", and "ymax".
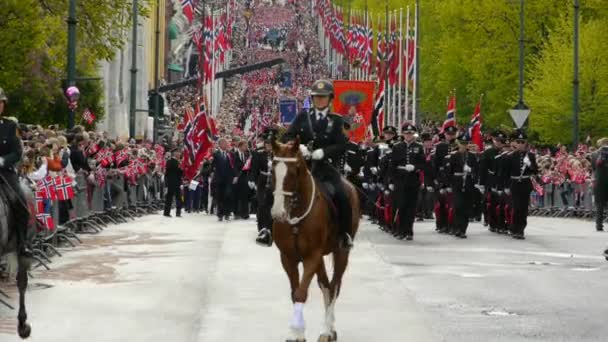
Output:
[
  {"xmin": 283, "ymin": 79, "xmax": 352, "ymax": 249},
  {"xmin": 212, "ymin": 138, "xmax": 236, "ymax": 221},
  {"xmin": 164, "ymin": 149, "xmax": 183, "ymax": 217},
  {"xmin": 232, "ymin": 140, "xmax": 250, "ymax": 219}
]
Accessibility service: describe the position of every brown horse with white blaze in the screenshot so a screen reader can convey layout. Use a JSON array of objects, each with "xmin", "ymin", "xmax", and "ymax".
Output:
[{"xmin": 270, "ymin": 138, "xmax": 360, "ymax": 342}]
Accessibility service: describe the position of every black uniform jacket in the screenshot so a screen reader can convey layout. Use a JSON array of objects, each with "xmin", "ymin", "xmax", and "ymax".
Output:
[
  {"xmin": 389, "ymin": 141, "xmax": 425, "ymax": 187},
  {"xmin": 284, "ymin": 110, "xmax": 348, "ymax": 168}
]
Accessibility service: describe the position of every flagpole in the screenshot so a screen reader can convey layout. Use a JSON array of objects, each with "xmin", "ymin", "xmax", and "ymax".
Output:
[
  {"xmin": 404, "ymin": 6, "xmax": 410, "ymax": 123},
  {"xmin": 392, "ymin": 10, "xmax": 397, "ymax": 131},
  {"xmin": 384, "ymin": 0, "xmax": 390, "ymax": 126},
  {"xmin": 398, "ymin": 7, "xmax": 403, "ymax": 132},
  {"xmin": 412, "ymin": 3, "xmax": 419, "ymax": 125}
]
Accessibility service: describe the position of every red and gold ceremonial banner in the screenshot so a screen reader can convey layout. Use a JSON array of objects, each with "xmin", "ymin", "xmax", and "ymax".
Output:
[{"xmin": 332, "ymin": 80, "xmax": 375, "ymax": 142}]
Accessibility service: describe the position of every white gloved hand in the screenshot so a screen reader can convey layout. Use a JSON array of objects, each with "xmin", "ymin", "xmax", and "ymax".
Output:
[
  {"xmin": 358, "ymin": 170, "xmax": 364, "ymax": 178},
  {"xmin": 426, "ymin": 186, "xmax": 434, "ymax": 192},
  {"xmin": 248, "ymin": 181, "xmax": 255, "ymax": 189},
  {"xmin": 232, "ymin": 177, "xmax": 238, "ymax": 184},
  {"xmin": 464, "ymin": 164, "xmax": 472, "ymax": 173},
  {"xmin": 523, "ymin": 155, "xmax": 531, "ymax": 167},
  {"xmin": 299, "ymin": 144, "xmax": 311, "ymax": 158},
  {"xmin": 362, "ymin": 182, "xmax": 369, "ymax": 189},
  {"xmin": 384, "ymin": 190, "xmax": 391, "ymax": 195},
  {"xmin": 505, "ymin": 189, "xmax": 511, "ymax": 196},
  {"xmin": 476, "ymin": 185, "xmax": 485, "ymax": 193},
  {"xmin": 0, "ymin": 157, "xmax": 4, "ymax": 167},
  {"xmin": 389, "ymin": 184, "xmax": 395, "ymax": 191},
  {"xmin": 369, "ymin": 183, "xmax": 376, "ymax": 190},
  {"xmin": 312, "ymin": 149, "xmax": 324, "ymax": 160},
  {"xmin": 446, "ymin": 187, "xmax": 453, "ymax": 193},
  {"xmin": 370, "ymin": 167, "xmax": 378, "ymax": 175},
  {"xmin": 344, "ymin": 163, "xmax": 352, "ymax": 173},
  {"xmin": 405, "ymin": 164, "xmax": 415, "ymax": 172},
  {"xmin": 378, "ymin": 184, "xmax": 384, "ymax": 191},
  {"xmin": 497, "ymin": 190, "xmax": 504, "ymax": 195}
]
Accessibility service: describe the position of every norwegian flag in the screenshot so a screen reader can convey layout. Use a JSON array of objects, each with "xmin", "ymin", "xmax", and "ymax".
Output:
[
  {"xmin": 182, "ymin": 0, "xmax": 194, "ymax": 24},
  {"xmin": 54, "ymin": 176, "xmax": 75, "ymax": 201},
  {"xmin": 37, "ymin": 176, "xmax": 57, "ymax": 201},
  {"xmin": 442, "ymin": 95, "xmax": 456, "ymax": 132},
  {"xmin": 82, "ymin": 108, "xmax": 96, "ymax": 124},
  {"xmin": 36, "ymin": 213, "xmax": 55, "ymax": 231},
  {"xmin": 114, "ymin": 149, "xmax": 129, "ymax": 167},
  {"xmin": 34, "ymin": 190, "xmax": 47, "ymax": 213},
  {"xmin": 466, "ymin": 100, "xmax": 483, "ymax": 151},
  {"xmin": 373, "ymin": 77, "xmax": 385, "ymax": 134}
]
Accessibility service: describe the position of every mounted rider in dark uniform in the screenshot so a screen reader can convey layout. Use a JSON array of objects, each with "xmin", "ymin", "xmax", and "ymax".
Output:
[
  {"xmin": 283, "ymin": 79, "xmax": 353, "ymax": 250},
  {"xmin": 0, "ymin": 87, "xmax": 30, "ymax": 256}
]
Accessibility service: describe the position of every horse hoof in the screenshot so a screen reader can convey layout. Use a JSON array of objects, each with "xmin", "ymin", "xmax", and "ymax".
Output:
[
  {"xmin": 331, "ymin": 331, "xmax": 337, "ymax": 341},
  {"xmin": 18, "ymin": 323, "xmax": 31, "ymax": 339},
  {"xmin": 318, "ymin": 336, "xmax": 330, "ymax": 342}
]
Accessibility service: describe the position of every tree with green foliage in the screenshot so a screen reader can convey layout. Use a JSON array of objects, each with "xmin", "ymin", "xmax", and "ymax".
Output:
[
  {"xmin": 331, "ymin": 0, "xmax": 608, "ymax": 144},
  {"xmin": 0, "ymin": 0, "xmax": 149, "ymax": 128}
]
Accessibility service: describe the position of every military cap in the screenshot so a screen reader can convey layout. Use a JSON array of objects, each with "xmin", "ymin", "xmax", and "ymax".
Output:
[
  {"xmin": 420, "ymin": 132, "xmax": 432, "ymax": 141},
  {"xmin": 383, "ymin": 126, "xmax": 397, "ymax": 135},
  {"xmin": 310, "ymin": 79, "xmax": 334, "ymax": 96},
  {"xmin": 512, "ymin": 129, "xmax": 527, "ymax": 141},
  {"xmin": 444, "ymin": 125, "xmax": 458, "ymax": 134},
  {"xmin": 492, "ymin": 130, "xmax": 507, "ymax": 142},
  {"xmin": 401, "ymin": 122, "xmax": 417, "ymax": 133},
  {"xmin": 456, "ymin": 133, "xmax": 471, "ymax": 144}
]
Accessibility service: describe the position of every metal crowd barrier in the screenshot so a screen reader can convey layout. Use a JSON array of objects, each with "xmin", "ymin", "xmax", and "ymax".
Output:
[
  {"xmin": 1, "ymin": 171, "xmax": 166, "ymax": 279},
  {"xmin": 529, "ymin": 181, "xmax": 601, "ymax": 220}
]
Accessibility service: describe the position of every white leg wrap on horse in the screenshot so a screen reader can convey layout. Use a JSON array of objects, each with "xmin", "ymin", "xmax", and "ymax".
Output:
[
  {"xmin": 327, "ymin": 299, "xmax": 336, "ymax": 331},
  {"xmin": 290, "ymin": 302, "xmax": 305, "ymax": 331},
  {"xmin": 320, "ymin": 286, "xmax": 331, "ymax": 335}
]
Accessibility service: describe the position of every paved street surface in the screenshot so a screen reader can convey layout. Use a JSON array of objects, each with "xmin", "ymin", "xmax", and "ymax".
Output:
[{"xmin": 1, "ymin": 213, "xmax": 607, "ymax": 341}]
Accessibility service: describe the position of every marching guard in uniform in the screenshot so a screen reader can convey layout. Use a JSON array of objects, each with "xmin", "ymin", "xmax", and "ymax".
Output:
[
  {"xmin": 433, "ymin": 125, "xmax": 459, "ymax": 234},
  {"xmin": 251, "ymin": 128, "xmax": 276, "ymax": 246},
  {"xmin": 389, "ymin": 123, "xmax": 425, "ymax": 240},
  {"xmin": 479, "ymin": 130, "xmax": 507, "ymax": 232},
  {"xmin": 362, "ymin": 136, "xmax": 379, "ymax": 222},
  {"xmin": 378, "ymin": 126, "xmax": 397, "ymax": 233},
  {"xmin": 505, "ymin": 129, "xmax": 538, "ymax": 239},
  {"xmin": 447, "ymin": 135, "xmax": 479, "ymax": 238},
  {"xmin": 417, "ymin": 132, "xmax": 435, "ymax": 221}
]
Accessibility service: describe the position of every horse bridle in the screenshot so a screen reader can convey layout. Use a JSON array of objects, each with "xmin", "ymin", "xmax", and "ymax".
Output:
[{"xmin": 272, "ymin": 156, "xmax": 316, "ymax": 226}]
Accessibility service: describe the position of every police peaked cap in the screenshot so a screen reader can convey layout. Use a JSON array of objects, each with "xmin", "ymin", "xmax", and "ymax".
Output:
[
  {"xmin": 401, "ymin": 122, "xmax": 417, "ymax": 133},
  {"xmin": 511, "ymin": 129, "xmax": 527, "ymax": 140},
  {"xmin": 383, "ymin": 126, "xmax": 397, "ymax": 135},
  {"xmin": 310, "ymin": 79, "xmax": 334, "ymax": 96},
  {"xmin": 444, "ymin": 125, "xmax": 458, "ymax": 134}
]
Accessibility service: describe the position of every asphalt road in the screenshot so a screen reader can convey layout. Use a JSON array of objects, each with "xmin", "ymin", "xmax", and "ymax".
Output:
[{"xmin": 1, "ymin": 213, "xmax": 606, "ymax": 341}]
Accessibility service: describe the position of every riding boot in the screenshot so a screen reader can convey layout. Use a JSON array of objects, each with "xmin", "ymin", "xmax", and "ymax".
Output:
[{"xmin": 333, "ymin": 185, "xmax": 353, "ymax": 250}]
